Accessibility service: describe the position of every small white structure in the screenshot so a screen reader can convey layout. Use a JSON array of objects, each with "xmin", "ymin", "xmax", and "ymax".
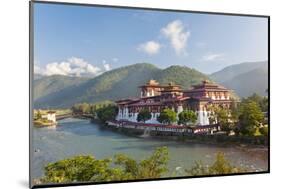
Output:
[{"xmin": 42, "ymin": 111, "xmax": 57, "ymax": 123}]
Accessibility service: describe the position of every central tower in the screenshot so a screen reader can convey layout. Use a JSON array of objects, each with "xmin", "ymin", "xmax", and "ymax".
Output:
[{"xmin": 139, "ymin": 79, "xmax": 165, "ymax": 97}]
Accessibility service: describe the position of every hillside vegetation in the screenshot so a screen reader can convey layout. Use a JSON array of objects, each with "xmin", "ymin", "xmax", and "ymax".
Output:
[
  {"xmin": 210, "ymin": 61, "xmax": 268, "ymax": 97},
  {"xmin": 34, "ymin": 63, "xmax": 210, "ymax": 108}
]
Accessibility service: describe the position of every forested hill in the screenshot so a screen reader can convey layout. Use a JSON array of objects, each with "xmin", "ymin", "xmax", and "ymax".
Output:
[
  {"xmin": 210, "ymin": 61, "xmax": 267, "ymax": 83},
  {"xmin": 34, "ymin": 63, "xmax": 210, "ymax": 108},
  {"xmin": 210, "ymin": 61, "xmax": 268, "ymax": 97},
  {"xmin": 34, "ymin": 75, "xmax": 89, "ymax": 100},
  {"xmin": 222, "ymin": 65, "xmax": 268, "ymax": 97}
]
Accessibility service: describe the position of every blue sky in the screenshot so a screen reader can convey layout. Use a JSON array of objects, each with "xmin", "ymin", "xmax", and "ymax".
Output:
[{"xmin": 34, "ymin": 3, "xmax": 268, "ymax": 76}]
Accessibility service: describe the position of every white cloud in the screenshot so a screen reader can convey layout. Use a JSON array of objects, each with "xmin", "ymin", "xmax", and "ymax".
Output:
[
  {"xmin": 102, "ymin": 60, "xmax": 111, "ymax": 71},
  {"xmin": 103, "ymin": 62, "xmax": 111, "ymax": 71},
  {"xmin": 45, "ymin": 62, "xmax": 71, "ymax": 76},
  {"xmin": 202, "ymin": 53, "xmax": 225, "ymax": 61},
  {"xmin": 161, "ymin": 20, "xmax": 190, "ymax": 55},
  {"xmin": 34, "ymin": 65, "xmax": 43, "ymax": 75},
  {"xmin": 137, "ymin": 40, "xmax": 161, "ymax": 55},
  {"xmin": 68, "ymin": 57, "xmax": 88, "ymax": 67},
  {"xmin": 35, "ymin": 57, "xmax": 102, "ymax": 77},
  {"xmin": 103, "ymin": 64, "xmax": 111, "ymax": 71}
]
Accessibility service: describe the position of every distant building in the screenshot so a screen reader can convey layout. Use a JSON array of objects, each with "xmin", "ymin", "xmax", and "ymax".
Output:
[
  {"xmin": 42, "ymin": 111, "xmax": 57, "ymax": 123},
  {"xmin": 116, "ymin": 80, "xmax": 233, "ymax": 126}
]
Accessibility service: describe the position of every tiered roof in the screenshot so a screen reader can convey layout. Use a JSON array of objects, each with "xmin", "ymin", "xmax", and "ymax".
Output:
[
  {"xmin": 116, "ymin": 80, "xmax": 231, "ymax": 106},
  {"xmin": 138, "ymin": 79, "xmax": 162, "ymax": 88},
  {"xmin": 185, "ymin": 80, "xmax": 229, "ymax": 92}
]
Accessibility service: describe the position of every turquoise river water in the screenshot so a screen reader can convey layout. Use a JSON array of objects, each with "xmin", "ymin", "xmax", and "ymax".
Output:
[{"xmin": 31, "ymin": 118, "xmax": 268, "ymax": 180}]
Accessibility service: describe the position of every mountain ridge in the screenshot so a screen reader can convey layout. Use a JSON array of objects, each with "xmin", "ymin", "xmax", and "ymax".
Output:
[
  {"xmin": 34, "ymin": 63, "xmax": 209, "ymax": 108},
  {"xmin": 222, "ymin": 64, "xmax": 268, "ymax": 97},
  {"xmin": 34, "ymin": 74, "xmax": 89, "ymax": 100},
  {"xmin": 210, "ymin": 60, "xmax": 267, "ymax": 83},
  {"xmin": 34, "ymin": 61, "xmax": 268, "ymax": 108}
]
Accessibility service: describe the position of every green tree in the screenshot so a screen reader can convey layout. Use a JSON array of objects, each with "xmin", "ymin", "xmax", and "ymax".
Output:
[
  {"xmin": 178, "ymin": 110, "xmax": 197, "ymax": 125},
  {"xmin": 208, "ymin": 152, "xmax": 241, "ymax": 174},
  {"xmin": 89, "ymin": 105, "xmax": 96, "ymax": 114},
  {"xmin": 208, "ymin": 111, "xmax": 216, "ymax": 125},
  {"xmin": 41, "ymin": 147, "xmax": 169, "ymax": 183},
  {"xmin": 71, "ymin": 103, "xmax": 90, "ymax": 114},
  {"xmin": 243, "ymin": 93, "xmax": 268, "ymax": 112},
  {"xmin": 186, "ymin": 152, "xmax": 245, "ymax": 176},
  {"xmin": 216, "ymin": 108, "xmax": 231, "ymax": 132},
  {"xmin": 71, "ymin": 101, "xmax": 115, "ymax": 116},
  {"xmin": 80, "ymin": 103, "xmax": 91, "ymax": 114},
  {"xmin": 41, "ymin": 155, "xmax": 116, "ymax": 183},
  {"xmin": 260, "ymin": 97, "xmax": 268, "ymax": 113},
  {"xmin": 137, "ymin": 108, "xmax": 152, "ymax": 123},
  {"xmin": 96, "ymin": 105, "xmax": 118, "ymax": 123},
  {"xmin": 157, "ymin": 108, "xmax": 177, "ymax": 124},
  {"xmin": 114, "ymin": 154, "xmax": 139, "ymax": 180},
  {"xmin": 238, "ymin": 100, "xmax": 264, "ymax": 136},
  {"xmin": 114, "ymin": 146, "xmax": 169, "ymax": 179},
  {"xmin": 138, "ymin": 146, "xmax": 169, "ymax": 178},
  {"xmin": 71, "ymin": 104, "xmax": 81, "ymax": 114},
  {"xmin": 244, "ymin": 93, "xmax": 263, "ymax": 104},
  {"xmin": 36, "ymin": 110, "xmax": 42, "ymax": 120},
  {"xmin": 230, "ymin": 100, "xmax": 239, "ymax": 122},
  {"xmin": 259, "ymin": 126, "xmax": 268, "ymax": 137},
  {"xmin": 208, "ymin": 106, "xmax": 231, "ymax": 132},
  {"xmin": 185, "ymin": 161, "xmax": 208, "ymax": 176}
]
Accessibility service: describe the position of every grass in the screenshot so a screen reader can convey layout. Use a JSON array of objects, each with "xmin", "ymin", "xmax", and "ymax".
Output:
[{"xmin": 33, "ymin": 119, "xmax": 55, "ymax": 127}]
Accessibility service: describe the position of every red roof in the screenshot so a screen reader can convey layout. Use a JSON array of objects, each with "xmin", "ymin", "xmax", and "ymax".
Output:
[
  {"xmin": 116, "ymin": 80, "xmax": 232, "ymax": 106},
  {"xmin": 184, "ymin": 88, "xmax": 229, "ymax": 93},
  {"xmin": 129, "ymin": 102, "xmax": 162, "ymax": 106}
]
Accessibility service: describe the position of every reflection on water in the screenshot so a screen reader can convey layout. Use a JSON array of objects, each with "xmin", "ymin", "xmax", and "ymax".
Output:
[{"xmin": 31, "ymin": 118, "xmax": 268, "ymax": 179}]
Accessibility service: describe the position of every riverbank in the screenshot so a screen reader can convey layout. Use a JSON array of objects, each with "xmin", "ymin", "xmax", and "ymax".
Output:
[
  {"xmin": 32, "ymin": 118, "xmax": 268, "ymax": 181},
  {"xmin": 103, "ymin": 122, "xmax": 268, "ymax": 163},
  {"xmin": 103, "ymin": 120, "xmax": 268, "ymax": 146},
  {"xmin": 33, "ymin": 120, "xmax": 56, "ymax": 127},
  {"xmin": 41, "ymin": 114, "xmax": 268, "ymax": 146}
]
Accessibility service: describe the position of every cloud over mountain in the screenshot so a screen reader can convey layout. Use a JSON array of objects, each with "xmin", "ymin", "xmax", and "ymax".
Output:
[
  {"xmin": 35, "ymin": 57, "xmax": 104, "ymax": 77},
  {"xmin": 102, "ymin": 60, "xmax": 111, "ymax": 71}
]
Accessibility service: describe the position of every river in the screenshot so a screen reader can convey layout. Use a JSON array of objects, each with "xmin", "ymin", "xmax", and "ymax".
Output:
[{"xmin": 31, "ymin": 118, "xmax": 268, "ymax": 180}]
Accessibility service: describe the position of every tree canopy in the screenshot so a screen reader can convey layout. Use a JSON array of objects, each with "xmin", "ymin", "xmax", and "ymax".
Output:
[
  {"xmin": 157, "ymin": 108, "xmax": 177, "ymax": 124},
  {"xmin": 41, "ymin": 147, "xmax": 169, "ymax": 184},
  {"xmin": 186, "ymin": 152, "xmax": 245, "ymax": 176},
  {"xmin": 238, "ymin": 100, "xmax": 264, "ymax": 136},
  {"xmin": 207, "ymin": 106, "xmax": 233, "ymax": 132},
  {"xmin": 178, "ymin": 110, "xmax": 197, "ymax": 125},
  {"xmin": 71, "ymin": 101, "xmax": 114, "ymax": 115},
  {"xmin": 96, "ymin": 105, "xmax": 118, "ymax": 123},
  {"xmin": 243, "ymin": 93, "xmax": 268, "ymax": 112},
  {"xmin": 114, "ymin": 146, "xmax": 169, "ymax": 179},
  {"xmin": 38, "ymin": 149, "xmax": 251, "ymax": 185},
  {"xmin": 137, "ymin": 109, "xmax": 152, "ymax": 123}
]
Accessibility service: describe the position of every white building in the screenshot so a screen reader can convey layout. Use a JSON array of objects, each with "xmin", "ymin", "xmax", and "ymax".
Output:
[{"xmin": 42, "ymin": 111, "xmax": 57, "ymax": 124}]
